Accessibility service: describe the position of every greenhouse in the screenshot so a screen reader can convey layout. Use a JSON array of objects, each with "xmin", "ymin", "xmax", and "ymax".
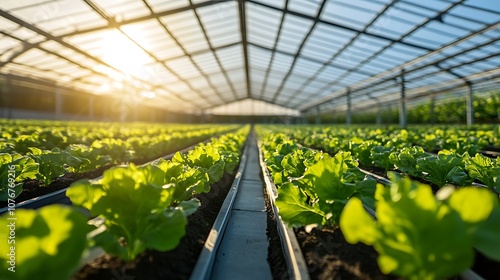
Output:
[{"xmin": 0, "ymin": 1, "xmax": 499, "ymax": 279}]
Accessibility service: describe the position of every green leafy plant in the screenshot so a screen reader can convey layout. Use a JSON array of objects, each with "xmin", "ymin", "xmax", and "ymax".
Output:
[
  {"xmin": 416, "ymin": 150, "xmax": 471, "ymax": 188},
  {"xmin": 350, "ymin": 138, "xmax": 377, "ymax": 167},
  {"xmin": 91, "ymin": 138, "xmax": 135, "ymax": 164},
  {"xmin": 65, "ymin": 144, "xmax": 113, "ymax": 173},
  {"xmin": 465, "ymin": 154, "xmax": 500, "ymax": 190},
  {"xmin": 276, "ymin": 152, "xmax": 377, "ymax": 227},
  {"xmin": 67, "ymin": 164, "xmax": 198, "ymax": 261},
  {"xmin": 153, "ymin": 159, "xmax": 209, "ymax": 203},
  {"xmin": 371, "ymin": 145, "xmax": 395, "ymax": 171},
  {"xmin": 389, "ymin": 146, "xmax": 429, "ymax": 177},
  {"xmin": 0, "ymin": 153, "xmax": 38, "ymax": 201},
  {"xmin": 173, "ymin": 144, "xmax": 225, "ymax": 184},
  {"xmin": 0, "ymin": 205, "xmax": 89, "ymax": 280},
  {"xmin": 340, "ymin": 174, "xmax": 500, "ymax": 280},
  {"xmin": 28, "ymin": 147, "xmax": 81, "ymax": 186}
]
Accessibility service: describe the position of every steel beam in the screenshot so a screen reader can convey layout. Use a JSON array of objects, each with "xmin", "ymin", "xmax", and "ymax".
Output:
[
  {"xmin": 238, "ymin": 0, "xmax": 251, "ymax": 98},
  {"xmin": 346, "ymin": 88, "xmax": 352, "ymax": 125},
  {"xmin": 465, "ymin": 81, "xmax": 474, "ymax": 126},
  {"xmin": 399, "ymin": 70, "xmax": 407, "ymax": 128}
]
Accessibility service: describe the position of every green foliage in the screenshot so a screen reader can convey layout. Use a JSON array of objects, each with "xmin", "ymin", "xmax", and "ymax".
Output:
[
  {"xmin": 350, "ymin": 138, "xmax": 377, "ymax": 166},
  {"xmin": 275, "ymin": 182, "xmax": 325, "ymax": 227},
  {"xmin": 67, "ymin": 164, "xmax": 197, "ymax": 261},
  {"xmin": 275, "ymin": 152, "xmax": 376, "ymax": 227},
  {"xmin": 91, "ymin": 138, "xmax": 135, "ymax": 164},
  {"xmin": 340, "ymin": 175, "xmax": 500, "ymax": 280},
  {"xmin": 416, "ymin": 150, "xmax": 471, "ymax": 188},
  {"xmin": 0, "ymin": 153, "xmax": 38, "ymax": 201},
  {"xmin": 389, "ymin": 146, "xmax": 429, "ymax": 177},
  {"xmin": 371, "ymin": 145, "xmax": 395, "ymax": 171},
  {"xmin": 65, "ymin": 144, "xmax": 113, "ymax": 173},
  {"xmin": 27, "ymin": 147, "xmax": 82, "ymax": 186},
  {"xmin": 0, "ymin": 205, "xmax": 89, "ymax": 280},
  {"xmin": 173, "ymin": 144, "xmax": 225, "ymax": 184},
  {"xmin": 66, "ymin": 128, "xmax": 247, "ymax": 262},
  {"xmin": 153, "ymin": 159, "xmax": 210, "ymax": 202},
  {"xmin": 465, "ymin": 154, "xmax": 500, "ymax": 190}
]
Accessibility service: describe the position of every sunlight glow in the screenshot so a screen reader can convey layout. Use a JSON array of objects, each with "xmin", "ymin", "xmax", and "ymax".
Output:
[
  {"xmin": 101, "ymin": 29, "xmax": 150, "ymax": 77},
  {"xmin": 140, "ymin": 91, "xmax": 156, "ymax": 99}
]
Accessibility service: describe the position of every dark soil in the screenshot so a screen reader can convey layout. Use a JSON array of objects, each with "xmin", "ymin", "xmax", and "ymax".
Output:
[
  {"xmin": 264, "ymin": 189, "xmax": 289, "ymax": 280},
  {"xmin": 472, "ymin": 250, "xmax": 500, "ymax": 280},
  {"xmin": 295, "ymin": 226, "xmax": 401, "ymax": 280},
  {"xmin": 72, "ymin": 171, "xmax": 236, "ymax": 280}
]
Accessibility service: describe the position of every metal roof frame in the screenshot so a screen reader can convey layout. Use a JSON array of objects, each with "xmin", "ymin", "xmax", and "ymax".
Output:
[{"xmin": 0, "ymin": 0, "xmax": 499, "ymax": 115}]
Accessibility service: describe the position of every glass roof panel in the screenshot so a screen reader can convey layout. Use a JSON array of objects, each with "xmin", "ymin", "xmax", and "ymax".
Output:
[
  {"xmin": 165, "ymin": 56, "xmax": 201, "ymax": 79},
  {"xmin": 247, "ymin": 3, "xmax": 281, "ymax": 48},
  {"xmin": 92, "ymin": 0, "xmax": 150, "ymax": 21},
  {"xmin": 276, "ymin": 14, "xmax": 314, "ymax": 54},
  {"xmin": 251, "ymin": 0, "xmax": 286, "ymax": 9},
  {"xmin": 197, "ymin": 2, "xmax": 240, "ymax": 47},
  {"xmin": 449, "ymin": 4, "xmax": 500, "ymax": 25},
  {"xmin": 321, "ymin": 0, "xmax": 378, "ymax": 30},
  {"xmin": 216, "ymin": 45, "xmax": 243, "ymax": 70},
  {"xmin": 147, "ymin": 0, "xmax": 190, "ymax": 13},
  {"xmin": 160, "ymin": 10, "xmax": 210, "ymax": 53},
  {"xmin": 288, "ymin": 0, "xmax": 322, "ymax": 17}
]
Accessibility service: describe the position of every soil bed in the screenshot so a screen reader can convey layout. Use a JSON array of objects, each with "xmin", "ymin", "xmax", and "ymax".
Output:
[
  {"xmin": 294, "ymin": 226, "xmax": 401, "ymax": 280},
  {"xmin": 73, "ymin": 170, "xmax": 236, "ymax": 280},
  {"xmin": 264, "ymin": 189, "xmax": 288, "ymax": 280}
]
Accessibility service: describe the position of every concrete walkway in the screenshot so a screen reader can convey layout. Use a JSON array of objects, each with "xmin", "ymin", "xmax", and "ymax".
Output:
[{"xmin": 210, "ymin": 133, "xmax": 272, "ymax": 280}]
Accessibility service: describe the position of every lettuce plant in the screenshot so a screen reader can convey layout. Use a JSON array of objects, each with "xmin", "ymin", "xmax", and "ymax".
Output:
[
  {"xmin": 371, "ymin": 145, "xmax": 395, "ymax": 171},
  {"xmin": 0, "ymin": 153, "xmax": 38, "ymax": 200},
  {"xmin": 67, "ymin": 164, "xmax": 199, "ymax": 261},
  {"xmin": 416, "ymin": 150, "xmax": 471, "ymax": 188},
  {"xmin": 389, "ymin": 146, "xmax": 429, "ymax": 177},
  {"xmin": 28, "ymin": 147, "xmax": 81, "ymax": 186},
  {"xmin": 0, "ymin": 205, "xmax": 89, "ymax": 280},
  {"xmin": 340, "ymin": 174, "xmax": 500, "ymax": 280},
  {"xmin": 173, "ymin": 144, "xmax": 225, "ymax": 184},
  {"xmin": 276, "ymin": 152, "xmax": 377, "ymax": 227},
  {"xmin": 465, "ymin": 153, "xmax": 500, "ymax": 190}
]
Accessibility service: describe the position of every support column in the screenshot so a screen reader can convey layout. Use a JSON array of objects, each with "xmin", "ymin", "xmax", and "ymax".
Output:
[
  {"xmin": 55, "ymin": 87, "xmax": 63, "ymax": 119},
  {"xmin": 430, "ymin": 95, "xmax": 435, "ymax": 125},
  {"xmin": 346, "ymin": 88, "xmax": 352, "ymax": 125},
  {"xmin": 399, "ymin": 70, "xmax": 407, "ymax": 128},
  {"xmin": 315, "ymin": 107, "xmax": 321, "ymax": 125},
  {"xmin": 465, "ymin": 81, "xmax": 473, "ymax": 126}
]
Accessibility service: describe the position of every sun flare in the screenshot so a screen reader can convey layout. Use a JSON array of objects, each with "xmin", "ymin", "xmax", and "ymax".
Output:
[{"xmin": 101, "ymin": 29, "xmax": 149, "ymax": 77}]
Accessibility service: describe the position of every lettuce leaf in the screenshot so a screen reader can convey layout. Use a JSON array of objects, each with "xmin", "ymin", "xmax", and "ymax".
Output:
[
  {"xmin": 0, "ymin": 205, "xmax": 89, "ymax": 280},
  {"xmin": 341, "ymin": 175, "xmax": 500, "ymax": 280}
]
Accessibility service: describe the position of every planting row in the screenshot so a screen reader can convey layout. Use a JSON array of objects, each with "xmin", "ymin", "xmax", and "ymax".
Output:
[
  {"xmin": 266, "ymin": 125, "xmax": 499, "ymax": 191},
  {"xmin": 0, "ymin": 120, "xmax": 239, "ymax": 202},
  {"xmin": 0, "ymin": 127, "xmax": 249, "ymax": 280},
  {"xmin": 290, "ymin": 125, "xmax": 499, "ymax": 155},
  {"xmin": 256, "ymin": 126, "xmax": 500, "ymax": 280}
]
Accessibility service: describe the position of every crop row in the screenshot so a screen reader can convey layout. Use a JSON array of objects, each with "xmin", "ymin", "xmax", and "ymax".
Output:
[
  {"xmin": 287, "ymin": 125, "xmax": 499, "ymax": 155},
  {"xmin": 256, "ymin": 126, "xmax": 500, "ymax": 280},
  {"xmin": 264, "ymin": 125, "xmax": 499, "ymax": 191},
  {"xmin": 0, "ymin": 127, "xmax": 249, "ymax": 280},
  {"xmin": 0, "ymin": 120, "xmax": 240, "ymax": 201}
]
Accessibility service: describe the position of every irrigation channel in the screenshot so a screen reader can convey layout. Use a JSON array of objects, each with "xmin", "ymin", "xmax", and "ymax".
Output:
[{"xmin": 1, "ymin": 129, "xmax": 494, "ymax": 279}]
